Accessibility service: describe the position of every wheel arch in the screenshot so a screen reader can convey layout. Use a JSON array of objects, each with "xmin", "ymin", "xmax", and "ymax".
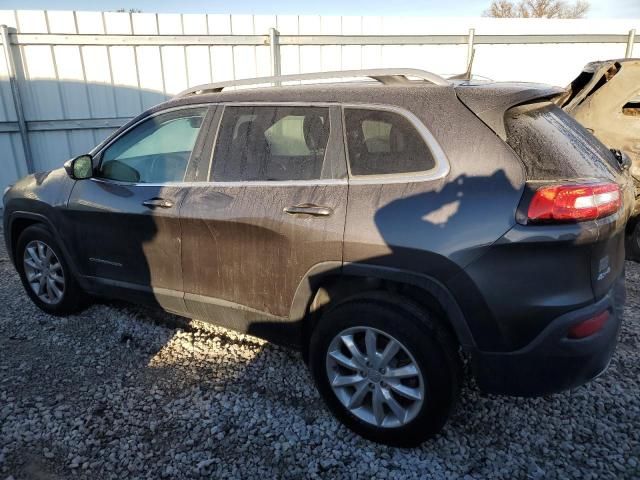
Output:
[
  {"xmin": 290, "ymin": 262, "xmax": 477, "ymax": 354},
  {"xmin": 7, "ymin": 212, "xmax": 51, "ymax": 264},
  {"xmin": 7, "ymin": 211, "xmax": 83, "ymax": 282}
]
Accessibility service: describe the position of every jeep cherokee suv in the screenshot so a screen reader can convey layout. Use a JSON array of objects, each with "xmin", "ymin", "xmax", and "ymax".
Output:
[{"xmin": 2, "ymin": 69, "xmax": 633, "ymax": 446}]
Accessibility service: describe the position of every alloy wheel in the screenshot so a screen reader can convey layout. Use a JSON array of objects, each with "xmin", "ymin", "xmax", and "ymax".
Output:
[
  {"xmin": 22, "ymin": 240, "xmax": 65, "ymax": 305},
  {"xmin": 325, "ymin": 326, "xmax": 425, "ymax": 428}
]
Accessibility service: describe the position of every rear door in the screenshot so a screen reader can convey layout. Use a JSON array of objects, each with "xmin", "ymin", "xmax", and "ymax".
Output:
[
  {"xmin": 503, "ymin": 101, "xmax": 634, "ymax": 298},
  {"xmin": 179, "ymin": 103, "xmax": 347, "ymax": 337},
  {"xmin": 65, "ymin": 105, "xmax": 214, "ymax": 313}
]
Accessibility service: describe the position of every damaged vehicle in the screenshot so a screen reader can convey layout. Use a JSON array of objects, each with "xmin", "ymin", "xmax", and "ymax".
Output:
[
  {"xmin": 556, "ymin": 59, "xmax": 640, "ymax": 259},
  {"xmin": 2, "ymin": 69, "xmax": 634, "ymax": 446}
]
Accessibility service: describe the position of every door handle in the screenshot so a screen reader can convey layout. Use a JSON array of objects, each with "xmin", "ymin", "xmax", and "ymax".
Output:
[
  {"xmin": 142, "ymin": 198, "xmax": 174, "ymax": 209},
  {"xmin": 283, "ymin": 203, "xmax": 333, "ymax": 217}
]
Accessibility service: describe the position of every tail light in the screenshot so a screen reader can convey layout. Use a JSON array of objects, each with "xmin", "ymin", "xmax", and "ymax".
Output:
[{"xmin": 527, "ymin": 182, "xmax": 621, "ymax": 223}]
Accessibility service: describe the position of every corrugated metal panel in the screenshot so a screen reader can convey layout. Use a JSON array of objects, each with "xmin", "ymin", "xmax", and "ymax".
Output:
[
  {"xmin": 0, "ymin": 38, "xmax": 17, "ymax": 121},
  {"xmin": 0, "ymin": 10, "xmax": 24, "ymax": 188},
  {"xmin": 209, "ymin": 15, "xmax": 234, "ymax": 82}
]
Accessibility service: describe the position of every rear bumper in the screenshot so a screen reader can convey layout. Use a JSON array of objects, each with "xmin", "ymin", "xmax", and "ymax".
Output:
[{"xmin": 471, "ymin": 273, "xmax": 625, "ymax": 396}]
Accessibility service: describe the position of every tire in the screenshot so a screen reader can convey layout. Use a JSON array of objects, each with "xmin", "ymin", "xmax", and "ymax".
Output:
[
  {"xmin": 15, "ymin": 224, "xmax": 88, "ymax": 316},
  {"xmin": 308, "ymin": 292, "xmax": 462, "ymax": 447}
]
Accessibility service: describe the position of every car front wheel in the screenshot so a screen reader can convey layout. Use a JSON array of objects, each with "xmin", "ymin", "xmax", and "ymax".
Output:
[{"xmin": 16, "ymin": 224, "xmax": 88, "ymax": 315}]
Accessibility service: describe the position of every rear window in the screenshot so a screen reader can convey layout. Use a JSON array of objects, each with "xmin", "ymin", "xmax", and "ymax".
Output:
[
  {"xmin": 505, "ymin": 102, "xmax": 619, "ymax": 181},
  {"xmin": 344, "ymin": 108, "xmax": 435, "ymax": 176}
]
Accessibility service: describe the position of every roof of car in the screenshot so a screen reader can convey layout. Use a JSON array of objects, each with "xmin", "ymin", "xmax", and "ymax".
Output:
[
  {"xmin": 140, "ymin": 68, "xmax": 569, "ymax": 115},
  {"xmin": 173, "ymin": 68, "xmax": 450, "ymax": 98},
  {"xmin": 112, "ymin": 69, "xmax": 565, "ymax": 149},
  {"xmin": 171, "ymin": 82, "xmax": 445, "ymax": 104}
]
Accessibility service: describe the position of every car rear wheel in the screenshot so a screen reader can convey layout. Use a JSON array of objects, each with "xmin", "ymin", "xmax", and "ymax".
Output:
[
  {"xmin": 16, "ymin": 224, "xmax": 88, "ymax": 315},
  {"xmin": 308, "ymin": 293, "xmax": 461, "ymax": 446}
]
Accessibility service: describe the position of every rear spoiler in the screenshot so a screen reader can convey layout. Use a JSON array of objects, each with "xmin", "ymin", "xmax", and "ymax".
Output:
[{"xmin": 454, "ymin": 82, "xmax": 566, "ymax": 140}]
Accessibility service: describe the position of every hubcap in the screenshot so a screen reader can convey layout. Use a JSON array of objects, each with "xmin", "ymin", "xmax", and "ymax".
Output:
[
  {"xmin": 22, "ymin": 240, "xmax": 65, "ymax": 305},
  {"xmin": 326, "ymin": 326, "xmax": 425, "ymax": 428}
]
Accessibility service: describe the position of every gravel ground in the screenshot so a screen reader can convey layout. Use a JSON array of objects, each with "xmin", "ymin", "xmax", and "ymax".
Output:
[{"xmin": 1, "ymin": 223, "xmax": 639, "ymax": 480}]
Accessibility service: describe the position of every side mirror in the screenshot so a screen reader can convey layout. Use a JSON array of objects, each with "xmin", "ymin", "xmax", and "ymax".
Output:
[{"xmin": 64, "ymin": 154, "xmax": 93, "ymax": 180}]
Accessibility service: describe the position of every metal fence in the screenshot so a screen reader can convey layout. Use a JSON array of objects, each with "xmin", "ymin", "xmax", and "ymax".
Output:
[{"xmin": 0, "ymin": 10, "xmax": 638, "ymax": 193}]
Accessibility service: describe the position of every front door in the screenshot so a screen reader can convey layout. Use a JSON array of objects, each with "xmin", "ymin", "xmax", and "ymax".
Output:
[
  {"xmin": 180, "ymin": 104, "xmax": 348, "ymax": 339},
  {"xmin": 65, "ymin": 106, "xmax": 213, "ymax": 313}
]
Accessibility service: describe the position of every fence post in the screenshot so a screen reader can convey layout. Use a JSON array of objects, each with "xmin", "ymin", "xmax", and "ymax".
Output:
[
  {"xmin": 626, "ymin": 29, "xmax": 636, "ymax": 58},
  {"xmin": 269, "ymin": 28, "xmax": 281, "ymax": 85},
  {"xmin": 0, "ymin": 25, "xmax": 32, "ymax": 174},
  {"xmin": 467, "ymin": 28, "xmax": 475, "ymax": 72}
]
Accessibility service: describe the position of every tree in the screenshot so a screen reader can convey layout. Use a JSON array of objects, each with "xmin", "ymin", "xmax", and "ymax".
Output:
[
  {"xmin": 484, "ymin": 0, "xmax": 518, "ymax": 17},
  {"xmin": 483, "ymin": 0, "xmax": 590, "ymax": 18},
  {"xmin": 560, "ymin": 0, "xmax": 590, "ymax": 18}
]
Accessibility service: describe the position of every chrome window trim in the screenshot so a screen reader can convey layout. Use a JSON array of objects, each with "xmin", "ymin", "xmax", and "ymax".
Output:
[
  {"xmin": 92, "ymin": 103, "xmax": 215, "ymax": 185},
  {"xmin": 217, "ymin": 101, "xmax": 340, "ymax": 107},
  {"xmin": 342, "ymin": 103, "xmax": 450, "ymax": 185},
  {"xmin": 90, "ymin": 101, "xmax": 449, "ymax": 188},
  {"xmin": 89, "ymin": 177, "xmax": 348, "ymax": 188},
  {"xmin": 205, "ymin": 178, "xmax": 348, "ymax": 187}
]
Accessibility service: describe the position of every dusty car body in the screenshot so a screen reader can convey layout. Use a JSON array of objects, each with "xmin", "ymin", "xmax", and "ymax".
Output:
[
  {"xmin": 557, "ymin": 59, "xmax": 640, "ymax": 257},
  {"xmin": 3, "ymin": 69, "xmax": 633, "ymax": 446}
]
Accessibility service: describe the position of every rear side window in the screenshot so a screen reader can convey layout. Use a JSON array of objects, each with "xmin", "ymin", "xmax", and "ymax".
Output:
[
  {"xmin": 211, "ymin": 106, "xmax": 330, "ymax": 182},
  {"xmin": 505, "ymin": 102, "xmax": 619, "ymax": 180},
  {"xmin": 344, "ymin": 108, "xmax": 435, "ymax": 176}
]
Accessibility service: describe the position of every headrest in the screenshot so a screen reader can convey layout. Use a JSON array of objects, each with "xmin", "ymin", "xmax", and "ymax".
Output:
[
  {"xmin": 389, "ymin": 125, "xmax": 405, "ymax": 152},
  {"xmin": 234, "ymin": 121, "xmax": 252, "ymax": 141},
  {"xmin": 303, "ymin": 114, "xmax": 328, "ymax": 151},
  {"xmin": 101, "ymin": 160, "xmax": 140, "ymax": 183}
]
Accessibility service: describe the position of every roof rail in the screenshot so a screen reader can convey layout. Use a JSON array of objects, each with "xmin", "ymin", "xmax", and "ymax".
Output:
[{"xmin": 174, "ymin": 68, "xmax": 449, "ymax": 98}]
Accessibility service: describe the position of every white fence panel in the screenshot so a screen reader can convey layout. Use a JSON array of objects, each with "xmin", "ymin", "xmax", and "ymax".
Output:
[
  {"xmin": 0, "ymin": 9, "xmax": 638, "ymax": 196},
  {"xmin": 0, "ymin": 13, "xmax": 25, "ymax": 184}
]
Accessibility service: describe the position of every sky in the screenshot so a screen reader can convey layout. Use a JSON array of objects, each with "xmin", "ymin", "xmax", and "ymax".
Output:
[{"xmin": 0, "ymin": 0, "xmax": 638, "ymax": 18}]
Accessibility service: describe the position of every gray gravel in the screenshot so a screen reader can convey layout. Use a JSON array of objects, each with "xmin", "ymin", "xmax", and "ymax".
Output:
[{"xmin": 0, "ymin": 223, "xmax": 639, "ymax": 480}]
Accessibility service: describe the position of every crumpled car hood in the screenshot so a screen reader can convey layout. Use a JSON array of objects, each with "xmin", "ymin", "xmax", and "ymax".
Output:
[{"xmin": 556, "ymin": 59, "xmax": 640, "ymax": 186}]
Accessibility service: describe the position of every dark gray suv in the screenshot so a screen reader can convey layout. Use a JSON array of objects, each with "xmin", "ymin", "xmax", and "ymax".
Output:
[{"xmin": 2, "ymin": 69, "xmax": 633, "ymax": 446}]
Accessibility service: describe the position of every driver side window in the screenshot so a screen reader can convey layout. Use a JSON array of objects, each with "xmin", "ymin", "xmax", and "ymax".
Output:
[{"xmin": 99, "ymin": 108, "xmax": 207, "ymax": 183}]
